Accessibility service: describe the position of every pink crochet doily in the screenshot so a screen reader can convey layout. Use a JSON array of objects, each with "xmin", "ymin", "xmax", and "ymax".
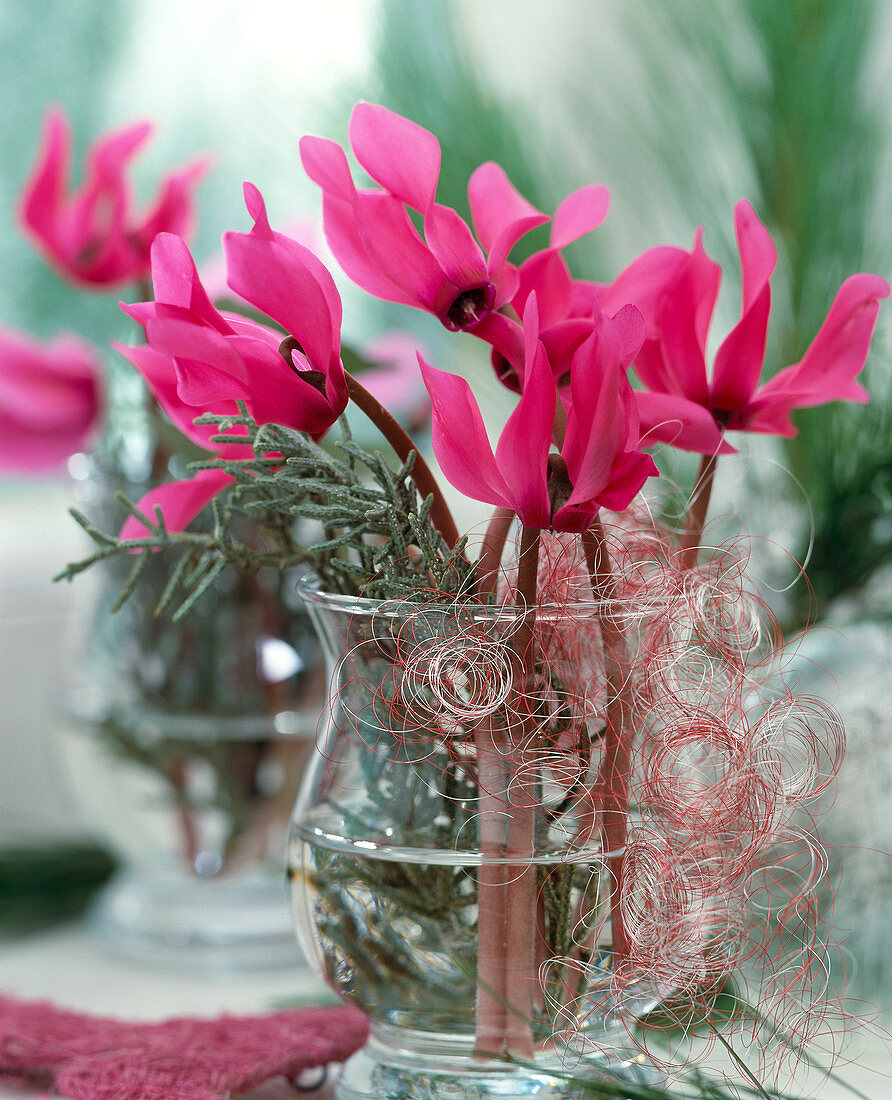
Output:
[{"xmin": 0, "ymin": 993, "xmax": 368, "ymax": 1099}]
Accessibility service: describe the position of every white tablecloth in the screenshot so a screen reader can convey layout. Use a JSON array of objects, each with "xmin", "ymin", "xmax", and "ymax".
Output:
[{"xmin": 1, "ymin": 924, "xmax": 890, "ymax": 1098}]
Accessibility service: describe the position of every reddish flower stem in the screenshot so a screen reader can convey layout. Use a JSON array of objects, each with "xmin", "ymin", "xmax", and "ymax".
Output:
[
  {"xmin": 473, "ymin": 714, "xmax": 508, "ymax": 1059},
  {"xmin": 344, "ymin": 373, "xmax": 460, "ymax": 550},
  {"xmin": 504, "ymin": 524, "xmax": 540, "ymax": 1059},
  {"xmin": 476, "ymin": 507, "xmax": 515, "ymax": 597},
  {"xmin": 679, "ymin": 453, "xmax": 718, "ymax": 568},
  {"xmin": 581, "ymin": 518, "xmax": 631, "ymax": 970},
  {"xmin": 472, "ymin": 506, "xmax": 515, "ymax": 1058},
  {"xmin": 169, "ymin": 759, "xmax": 199, "ymax": 869}
]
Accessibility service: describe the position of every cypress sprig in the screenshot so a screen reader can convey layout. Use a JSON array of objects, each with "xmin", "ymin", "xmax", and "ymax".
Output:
[{"xmin": 57, "ymin": 411, "xmax": 475, "ymax": 615}]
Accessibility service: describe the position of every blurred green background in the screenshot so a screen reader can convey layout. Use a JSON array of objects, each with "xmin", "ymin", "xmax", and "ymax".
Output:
[{"xmin": 0, "ymin": 0, "xmax": 890, "ymax": 1000}]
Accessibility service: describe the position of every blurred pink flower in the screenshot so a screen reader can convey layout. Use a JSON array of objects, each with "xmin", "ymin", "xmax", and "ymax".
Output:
[
  {"xmin": 19, "ymin": 107, "xmax": 208, "ymax": 288},
  {"xmin": 419, "ymin": 297, "xmax": 657, "ymax": 532},
  {"xmin": 358, "ymin": 332, "xmax": 432, "ymax": 432},
  {"xmin": 599, "ymin": 200, "xmax": 891, "ymax": 452},
  {"xmin": 0, "ymin": 325, "xmax": 101, "ymax": 473},
  {"xmin": 122, "ymin": 185, "xmax": 348, "ymax": 441}
]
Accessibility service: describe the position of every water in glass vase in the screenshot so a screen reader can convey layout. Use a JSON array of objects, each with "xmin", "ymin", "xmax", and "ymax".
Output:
[
  {"xmin": 289, "ymin": 824, "xmax": 664, "ymax": 1098},
  {"xmin": 288, "ymin": 585, "xmax": 668, "ymax": 1096}
]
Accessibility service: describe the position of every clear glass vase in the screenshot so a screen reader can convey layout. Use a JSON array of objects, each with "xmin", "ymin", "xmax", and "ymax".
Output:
[
  {"xmin": 57, "ymin": 460, "xmax": 327, "ymax": 972},
  {"xmin": 288, "ymin": 583, "xmax": 666, "ymax": 1098}
]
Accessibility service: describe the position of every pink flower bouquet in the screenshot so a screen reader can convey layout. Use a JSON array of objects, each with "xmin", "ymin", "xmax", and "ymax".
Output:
[{"xmin": 62, "ymin": 103, "xmax": 888, "ymax": 1098}]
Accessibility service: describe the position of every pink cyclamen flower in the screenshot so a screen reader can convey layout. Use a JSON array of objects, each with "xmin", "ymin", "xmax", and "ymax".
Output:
[
  {"xmin": 0, "ymin": 325, "xmax": 101, "ymax": 473},
  {"xmin": 19, "ymin": 107, "xmax": 208, "ymax": 288},
  {"xmin": 419, "ymin": 296, "xmax": 658, "ymax": 532},
  {"xmin": 112, "ymin": 343, "xmax": 253, "ymax": 539},
  {"xmin": 599, "ymin": 200, "xmax": 891, "ymax": 452},
  {"xmin": 122, "ymin": 184, "xmax": 348, "ymax": 442},
  {"xmin": 485, "ymin": 186, "xmax": 613, "ymax": 392},
  {"xmin": 301, "ymin": 102, "xmax": 562, "ymax": 337}
]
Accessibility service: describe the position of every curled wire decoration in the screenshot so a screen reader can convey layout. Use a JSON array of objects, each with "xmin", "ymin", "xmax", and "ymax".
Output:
[
  {"xmin": 398, "ymin": 629, "xmax": 516, "ymax": 728},
  {"xmin": 750, "ymin": 694, "xmax": 846, "ymax": 801},
  {"xmin": 305, "ymin": 515, "xmax": 851, "ymax": 1083}
]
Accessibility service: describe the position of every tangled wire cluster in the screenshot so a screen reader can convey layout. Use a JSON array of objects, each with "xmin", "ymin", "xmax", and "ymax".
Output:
[
  {"xmin": 311, "ymin": 514, "xmax": 848, "ymax": 1082},
  {"xmin": 605, "ymin": 518, "xmax": 846, "ymax": 1075}
]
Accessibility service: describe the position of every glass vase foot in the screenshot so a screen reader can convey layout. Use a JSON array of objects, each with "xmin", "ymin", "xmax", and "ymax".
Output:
[
  {"xmin": 90, "ymin": 866, "xmax": 305, "ymax": 974},
  {"xmin": 336, "ymin": 1026, "xmax": 664, "ymax": 1099}
]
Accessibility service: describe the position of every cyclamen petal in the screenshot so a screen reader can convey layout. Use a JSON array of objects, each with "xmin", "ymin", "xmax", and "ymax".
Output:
[
  {"xmin": 709, "ymin": 281, "xmax": 771, "ymax": 413},
  {"xmin": 19, "ymin": 109, "xmax": 70, "ymax": 245},
  {"xmin": 596, "ymin": 246, "xmax": 690, "ymax": 327},
  {"xmin": 299, "ymin": 136, "xmax": 357, "ymax": 201},
  {"xmin": 685, "ymin": 229, "xmax": 723, "ymax": 355},
  {"xmin": 85, "ymin": 119, "xmax": 151, "ymax": 178},
  {"xmin": 349, "ymin": 102, "xmax": 441, "ymax": 212},
  {"xmin": 590, "ymin": 450, "xmax": 660, "ymax": 513},
  {"xmin": 468, "ymin": 162, "xmax": 544, "ymax": 254},
  {"xmin": 418, "ymin": 355, "xmax": 513, "ymax": 509},
  {"xmin": 709, "ymin": 202, "xmax": 776, "ymax": 412},
  {"xmin": 514, "ymin": 251, "xmax": 574, "ymax": 330},
  {"xmin": 634, "ymin": 391, "xmax": 730, "ymax": 454},
  {"xmin": 148, "ymin": 233, "xmax": 228, "ymax": 331},
  {"xmin": 423, "ymin": 204, "xmax": 489, "ymax": 293},
  {"xmin": 643, "ymin": 240, "xmax": 715, "ymax": 407},
  {"xmin": 754, "ymin": 273, "xmax": 890, "ymax": 410},
  {"xmin": 735, "ymin": 200, "xmax": 777, "ymax": 313},
  {"xmin": 549, "ymin": 185, "xmax": 610, "ymax": 250},
  {"xmin": 0, "ymin": 327, "xmax": 101, "ymax": 474},
  {"xmin": 224, "ymin": 183, "xmax": 343, "ymax": 374},
  {"xmin": 0, "ymin": 326, "xmax": 101, "ymax": 473},
  {"xmin": 138, "ymin": 158, "xmax": 212, "ymax": 254},
  {"xmin": 65, "ymin": 121, "xmax": 151, "ymax": 270},
  {"xmin": 493, "ymin": 297, "xmax": 555, "ymax": 529},
  {"xmin": 352, "ymin": 191, "xmax": 452, "ymax": 313},
  {"xmin": 144, "ymin": 318, "xmax": 251, "ymax": 406},
  {"xmin": 320, "ymin": 190, "xmax": 421, "ymax": 307},
  {"xmin": 120, "ymin": 469, "xmax": 235, "ymax": 540},
  {"xmin": 564, "ymin": 347, "xmax": 631, "ymax": 504},
  {"xmin": 486, "ymin": 212, "xmax": 551, "ymax": 289},
  {"xmin": 609, "ymin": 305, "xmax": 647, "ymax": 370}
]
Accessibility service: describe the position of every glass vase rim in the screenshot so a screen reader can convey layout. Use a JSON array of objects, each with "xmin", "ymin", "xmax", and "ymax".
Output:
[
  {"xmin": 296, "ymin": 576, "xmax": 608, "ymax": 619},
  {"xmin": 294, "ymin": 822, "xmax": 625, "ymax": 864}
]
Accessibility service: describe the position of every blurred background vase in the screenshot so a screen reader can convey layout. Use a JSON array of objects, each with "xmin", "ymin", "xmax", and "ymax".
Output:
[{"xmin": 55, "ymin": 386, "xmax": 327, "ymax": 972}]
